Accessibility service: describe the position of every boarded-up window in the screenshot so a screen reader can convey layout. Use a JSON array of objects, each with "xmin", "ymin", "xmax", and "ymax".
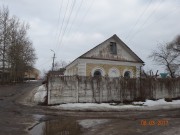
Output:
[{"xmin": 110, "ymin": 42, "xmax": 117, "ymax": 55}]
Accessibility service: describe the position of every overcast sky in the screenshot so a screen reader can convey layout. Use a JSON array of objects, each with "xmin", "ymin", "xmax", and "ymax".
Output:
[{"xmin": 1, "ymin": 0, "xmax": 180, "ymax": 75}]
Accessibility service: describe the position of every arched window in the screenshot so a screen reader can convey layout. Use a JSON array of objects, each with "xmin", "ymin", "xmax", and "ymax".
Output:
[
  {"xmin": 91, "ymin": 67, "xmax": 105, "ymax": 77},
  {"xmin": 108, "ymin": 68, "xmax": 120, "ymax": 77},
  {"xmin": 124, "ymin": 71, "xmax": 131, "ymax": 78},
  {"xmin": 93, "ymin": 70, "xmax": 102, "ymax": 77}
]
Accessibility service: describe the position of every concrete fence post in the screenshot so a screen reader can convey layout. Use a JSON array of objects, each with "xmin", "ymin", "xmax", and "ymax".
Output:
[
  {"xmin": 47, "ymin": 76, "xmax": 51, "ymax": 105},
  {"xmin": 76, "ymin": 76, "xmax": 79, "ymax": 103}
]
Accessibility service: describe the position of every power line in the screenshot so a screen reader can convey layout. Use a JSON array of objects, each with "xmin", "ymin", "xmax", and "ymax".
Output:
[
  {"xmin": 80, "ymin": 0, "xmax": 95, "ymax": 26},
  {"xmin": 139, "ymin": 0, "xmax": 164, "ymax": 31},
  {"xmin": 38, "ymin": 59, "xmax": 52, "ymax": 67},
  {"xmin": 53, "ymin": 0, "xmax": 64, "ymax": 49},
  {"xmin": 57, "ymin": 0, "xmax": 76, "ymax": 50},
  {"xmin": 56, "ymin": 0, "xmax": 70, "ymax": 50},
  {"xmin": 70, "ymin": 0, "xmax": 95, "ymax": 40},
  {"xmin": 146, "ymin": 5, "xmax": 179, "ymax": 28},
  {"xmin": 66, "ymin": 0, "xmax": 84, "ymax": 36},
  {"xmin": 125, "ymin": 0, "xmax": 152, "ymax": 39},
  {"xmin": 128, "ymin": 5, "xmax": 180, "ymax": 43},
  {"xmin": 128, "ymin": 0, "xmax": 164, "ymax": 42}
]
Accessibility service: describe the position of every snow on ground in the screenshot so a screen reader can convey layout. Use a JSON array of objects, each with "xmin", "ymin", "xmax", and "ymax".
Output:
[
  {"xmin": 134, "ymin": 99, "xmax": 180, "ymax": 106},
  {"xmin": 52, "ymin": 99, "xmax": 180, "ymax": 111},
  {"xmin": 32, "ymin": 86, "xmax": 180, "ymax": 111},
  {"xmin": 53, "ymin": 103, "xmax": 142, "ymax": 111},
  {"xmin": 78, "ymin": 119, "xmax": 110, "ymax": 128},
  {"xmin": 33, "ymin": 84, "xmax": 47, "ymax": 104},
  {"xmin": 26, "ymin": 80, "xmax": 39, "ymax": 82}
]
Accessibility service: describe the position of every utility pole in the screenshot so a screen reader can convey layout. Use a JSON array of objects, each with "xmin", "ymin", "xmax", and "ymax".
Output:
[{"xmin": 50, "ymin": 49, "xmax": 55, "ymax": 71}]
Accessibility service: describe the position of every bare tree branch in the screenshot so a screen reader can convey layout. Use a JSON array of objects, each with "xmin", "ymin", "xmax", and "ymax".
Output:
[{"xmin": 149, "ymin": 36, "xmax": 180, "ymax": 78}]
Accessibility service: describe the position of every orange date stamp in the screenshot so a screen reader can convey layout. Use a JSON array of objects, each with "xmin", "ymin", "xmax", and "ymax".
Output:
[{"xmin": 140, "ymin": 119, "xmax": 168, "ymax": 126}]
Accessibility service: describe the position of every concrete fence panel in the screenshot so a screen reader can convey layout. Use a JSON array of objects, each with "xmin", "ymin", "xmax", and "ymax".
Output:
[{"xmin": 47, "ymin": 75, "xmax": 180, "ymax": 105}]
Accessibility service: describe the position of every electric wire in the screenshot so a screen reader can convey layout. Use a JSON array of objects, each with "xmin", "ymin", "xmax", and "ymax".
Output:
[
  {"xmin": 38, "ymin": 58, "xmax": 52, "ymax": 67},
  {"xmin": 53, "ymin": 0, "xmax": 64, "ymax": 50},
  {"xmin": 66, "ymin": 0, "xmax": 84, "ymax": 36},
  {"xmin": 128, "ymin": 0, "xmax": 164, "ymax": 43},
  {"xmin": 125, "ymin": 0, "xmax": 152, "ymax": 39},
  {"xmin": 128, "ymin": 5, "xmax": 180, "ymax": 43},
  {"xmin": 80, "ymin": 0, "xmax": 95, "ymax": 26},
  {"xmin": 70, "ymin": 0, "xmax": 95, "ymax": 40},
  {"xmin": 57, "ymin": 0, "xmax": 76, "ymax": 51},
  {"xmin": 56, "ymin": 0, "xmax": 70, "ymax": 50}
]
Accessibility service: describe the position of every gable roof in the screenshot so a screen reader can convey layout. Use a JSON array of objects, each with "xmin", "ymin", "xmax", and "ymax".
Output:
[
  {"xmin": 80, "ymin": 34, "xmax": 144, "ymax": 63},
  {"xmin": 66, "ymin": 34, "xmax": 144, "ymax": 68}
]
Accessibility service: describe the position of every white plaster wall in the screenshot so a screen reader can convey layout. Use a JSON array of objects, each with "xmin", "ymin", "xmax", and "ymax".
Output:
[
  {"xmin": 64, "ymin": 59, "xmax": 78, "ymax": 76},
  {"xmin": 108, "ymin": 67, "xmax": 120, "ymax": 77},
  {"xmin": 78, "ymin": 63, "xmax": 86, "ymax": 76},
  {"xmin": 81, "ymin": 58, "xmax": 143, "ymax": 78},
  {"xmin": 80, "ymin": 58, "xmax": 143, "ymax": 67},
  {"xmin": 136, "ymin": 66, "xmax": 141, "ymax": 77}
]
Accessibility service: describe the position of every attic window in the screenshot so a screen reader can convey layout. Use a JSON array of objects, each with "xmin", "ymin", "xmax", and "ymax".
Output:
[{"xmin": 110, "ymin": 42, "xmax": 117, "ymax": 55}]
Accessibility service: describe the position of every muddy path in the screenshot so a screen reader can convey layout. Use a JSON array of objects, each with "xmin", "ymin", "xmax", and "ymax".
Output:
[
  {"xmin": 0, "ymin": 82, "xmax": 180, "ymax": 135},
  {"xmin": 0, "ymin": 82, "xmax": 42, "ymax": 135}
]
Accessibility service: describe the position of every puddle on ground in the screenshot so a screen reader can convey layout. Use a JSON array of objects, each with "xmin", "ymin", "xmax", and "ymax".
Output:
[
  {"xmin": 30, "ymin": 122, "xmax": 45, "ymax": 135},
  {"xmin": 29, "ymin": 117, "xmax": 81, "ymax": 135},
  {"xmin": 33, "ymin": 114, "xmax": 45, "ymax": 121},
  {"xmin": 29, "ymin": 117, "xmax": 110, "ymax": 135},
  {"xmin": 78, "ymin": 119, "xmax": 110, "ymax": 128}
]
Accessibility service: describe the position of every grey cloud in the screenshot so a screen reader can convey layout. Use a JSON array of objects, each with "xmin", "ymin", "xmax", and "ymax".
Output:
[{"xmin": 0, "ymin": 0, "xmax": 179, "ymax": 73}]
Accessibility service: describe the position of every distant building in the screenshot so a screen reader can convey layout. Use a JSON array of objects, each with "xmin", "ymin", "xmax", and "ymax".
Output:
[
  {"xmin": 65, "ymin": 34, "xmax": 144, "ymax": 78},
  {"xmin": 24, "ymin": 68, "xmax": 40, "ymax": 80}
]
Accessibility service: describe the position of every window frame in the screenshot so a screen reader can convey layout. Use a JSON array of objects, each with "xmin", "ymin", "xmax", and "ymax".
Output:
[{"xmin": 110, "ymin": 42, "xmax": 117, "ymax": 55}]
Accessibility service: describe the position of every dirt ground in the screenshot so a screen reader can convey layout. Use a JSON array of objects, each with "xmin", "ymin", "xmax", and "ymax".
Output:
[{"xmin": 0, "ymin": 81, "xmax": 180, "ymax": 135}]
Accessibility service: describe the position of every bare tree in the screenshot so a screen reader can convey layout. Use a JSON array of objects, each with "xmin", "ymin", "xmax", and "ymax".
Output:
[
  {"xmin": 0, "ymin": 6, "xmax": 37, "ymax": 83},
  {"xmin": 54, "ymin": 60, "xmax": 67, "ymax": 71},
  {"xmin": 0, "ymin": 7, "xmax": 11, "ymax": 82},
  {"xmin": 7, "ymin": 20, "xmax": 36, "ymax": 82},
  {"xmin": 167, "ymin": 35, "xmax": 180, "ymax": 53},
  {"xmin": 149, "ymin": 36, "xmax": 180, "ymax": 78},
  {"xmin": 167, "ymin": 35, "xmax": 180, "ymax": 77}
]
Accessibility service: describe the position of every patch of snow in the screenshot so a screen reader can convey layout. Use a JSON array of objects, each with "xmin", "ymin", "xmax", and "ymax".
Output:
[
  {"xmin": 134, "ymin": 99, "xmax": 180, "ymax": 106},
  {"xmin": 52, "ymin": 99, "xmax": 180, "ymax": 111},
  {"xmin": 34, "ymin": 84, "xmax": 47, "ymax": 104},
  {"xmin": 26, "ymin": 80, "xmax": 39, "ymax": 82},
  {"xmin": 53, "ymin": 103, "xmax": 142, "ymax": 111},
  {"xmin": 29, "ymin": 122, "xmax": 45, "ymax": 135},
  {"xmin": 33, "ymin": 114, "xmax": 45, "ymax": 121},
  {"xmin": 133, "ymin": 101, "xmax": 144, "ymax": 105},
  {"xmin": 78, "ymin": 119, "xmax": 109, "ymax": 128}
]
